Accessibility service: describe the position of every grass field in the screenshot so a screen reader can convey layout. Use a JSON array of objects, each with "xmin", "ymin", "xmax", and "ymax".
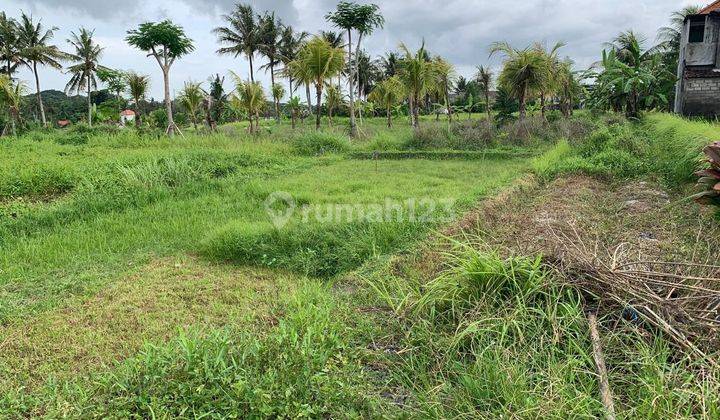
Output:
[{"xmin": 1, "ymin": 114, "xmax": 719, "ymax": 417}]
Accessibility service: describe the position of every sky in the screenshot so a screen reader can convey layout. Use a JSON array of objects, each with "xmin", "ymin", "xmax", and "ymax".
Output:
[{"xmin": 2, "ymin": 0, "xmax": 701, "ymax": 101}]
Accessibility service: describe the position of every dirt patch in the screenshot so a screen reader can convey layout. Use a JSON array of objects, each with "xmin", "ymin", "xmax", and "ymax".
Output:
[{"xmin": 0, "ymin": 256, "xmax": 293, "ymax": 392}]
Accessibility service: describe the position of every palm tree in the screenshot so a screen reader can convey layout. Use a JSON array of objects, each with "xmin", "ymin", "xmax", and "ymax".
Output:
[
  {"xmin": 555, "ymin": 59, "xmax": 581, "ymax": 118},
  {"xmin": 278, "ymin": 26, "xmax": 307, "ymax": 97},
  {"xmin": 287, "ymin": 95, "xmax": 301, "ymax": 129},
  {"xmin": 325, "ymin": 84, "xmax": 343, "ymax": 126},
  {"xmin": 397, "ymin": 42, "xmax": 436, "ymax": 129},
  {"xmin": 379, "ymin": 51, "xmax": 399, "ymax": 78},
  {"xmin": 258, "ymin": 12, "xmax": 283, "ymax": 121},
  {"xmin": 490, "ymin": 41, "xmax": 549, "ymax": 120},
  {"xmin": 432, "ymin": 56, "xmax": 455, "ymax": 122},
  {"xmin": 533, "ymin": 42, "xmax": 565, "ymax": 118},
  {"xmin": 65, "ymin": 28, "xmax": 104, "ymax": 127},
  {"xmin": 271, "ymin": 82, "xmax": 285, "ymax": 122},
  {"xmin": 0, "ymin": 75, "xmax": 26, "ymax": 136},
  {"xmin": 230, "ymin": 73, "xmax": 266, "ymax": 133},
  {"xmin": 475, "ymin": 66, "xmax": 493, "ymax": 121},
  {"xmin": 126, "ymin": 72, "xmax": 149, "ymax": 127},
  {"xmin": 657, "ymin": 6, "xmax": 700, "ymax": 110},
  {"xmin": 178, "ymin": 81, "xmax": 205, "ymax": 130},
  {"xmin": 368, "ymin": 75, "xmax": 404, "ymax": 127},
  {"xmin": 291, "ymin": 36, "xmax": 345, "ymax": 130},
  {"xmin": 214, "ymin": 3, "xmax": 260, "ymax": 83},
  {"xmin": 0, "ymin": 13, "xmax": 23, "ymax": 79},
  {"xmin": 17, "ymin": 13, "xmax": 64, "ymax": 127},
  {"xmin": 326, "ymin": 1, "xmax": 385, "ymax": 138}
]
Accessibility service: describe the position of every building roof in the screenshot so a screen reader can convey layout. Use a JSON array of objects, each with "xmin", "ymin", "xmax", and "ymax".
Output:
[
  {"xmin": 700, "ymin": 0, "xmax": 720, "ymax": 14},
  {"xmin": 120, "ymin": 109, "xmax": 136, "ymax": 116}
]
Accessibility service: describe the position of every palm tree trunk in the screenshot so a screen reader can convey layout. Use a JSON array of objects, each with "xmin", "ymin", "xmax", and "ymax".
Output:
[
  {"xmin": 315, "ymin": 84, "xmax": 322, "ymax": 130},
  {"xmin": 248, "ymin": 55, "xmax": 254, "ymax": 84},
  {"xmin": 540, "ymin": 92, "xmax": 546, "ymax": 119},
  {"xmin": 87, "ymin": 74, "xmax": 93, "ymax": 127},
  {"xmin": 163, "ymin": 66, "xmax": 175, "ymax": 136},
  {"xmin": 347, "ymin": 29, "xmax": 357, "ymax": 138},
  {"xmin": 270, "ymin": 63, "xmax": 279, "ymax": 122},
  {"xmin": 485, "ymin": 90, "xmax": 491, "ymax": 121},
  {"xmin": 306, "ymin": 83, "xmax": 313, "ymax": 116},
  {"xmin": 33, "ymin": 62, "xmax": 47, "ymax": 127},
  {"xmin": 519, "ymin": 84, "xmax": 527, "ymax": 121},
  {"xmin": 134, "ymin": 95, "xmax": 142, "ymax": 127},
  {"xmin": 291, "ymin": 110, "xmax": 296, "ymax": 129},
  {"xmin": 386, "ymin": 107, "xmax": 392, "ymax": 128}
]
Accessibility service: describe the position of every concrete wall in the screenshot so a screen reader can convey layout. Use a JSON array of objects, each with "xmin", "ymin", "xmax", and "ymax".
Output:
[{"xmin": 682, "ymin": 77, "xmax": 720, "ymax": 117}]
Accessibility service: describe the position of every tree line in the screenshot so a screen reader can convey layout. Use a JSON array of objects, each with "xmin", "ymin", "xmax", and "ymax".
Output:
[{"xmin": 0, "ymin": 3, "xmax": 701, "ymax": 137}]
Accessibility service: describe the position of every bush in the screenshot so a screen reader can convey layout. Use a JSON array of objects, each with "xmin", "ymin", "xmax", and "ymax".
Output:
[
  {"xmin": 501, "ymin": 117, "xmax": 548, "ymax": 145},
  {"xmin": 451, "ymin": 119, "xmax": 497, "ymax": 149},
  {"xmin": 291, "ymin": 131, "xmax": 350, "ymax": 156}
]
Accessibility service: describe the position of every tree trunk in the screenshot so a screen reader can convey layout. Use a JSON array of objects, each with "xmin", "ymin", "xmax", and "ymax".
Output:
[
  {"xmin": 315, "ymin": 84, "xmax": 322, "ymax": 130},
  {"xmin": 540, "ymin": 92, "xmax": 546, "ymax": 119},
  {"xmin": 347, "ymin": 29, "xmax": 357, "ymax": 138},
  {"xmin": 134, "ymin": 95, "xmax": 142, "ymax": 127},
  {"xmin": 291, "ymin": 110, "xmax": 296, "ymax": 129},
  {"xmin": 306, "ymin": 83, "xmax": 313, "ymax": 116},
  {"xmin": 410, "ymin": 95, "xmax": 420, "ymax": 129},
  {"xmin": 248, "ymin": 54, "xmax": 254, "ymax": 84},
  {"xmin": 87, "ymin": 74, "xmax": 93, "ymax": 127},
  {"xmin": 163, "ymin": 67, "xmax": 175, "ymax": 136},
  {"xmin": 386, "ymin": 107, "xmax": 392, "ymax": 128},
  {"xmin": 518, "ymin": 84, "xmax": 527, "ymax": 121},
  {"xmin": 271, "ymin": 63, "xmax": 280, "ymax": 122},
  {"xmin": 33, "ymin": 62, "xmax": 47, "ymax": 127},
  {"xmin": 328, "ymin": 107, "xmax": 333, "ymax": 126},
  {"xmin": 485, "ymin": 90, "xmax": 491, "ymax": 121}
]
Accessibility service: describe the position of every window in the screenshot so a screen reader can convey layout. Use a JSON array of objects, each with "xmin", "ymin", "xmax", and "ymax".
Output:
[{"xmin": 689, "ymin": 17, "xmax": 706, "ymax": 43}]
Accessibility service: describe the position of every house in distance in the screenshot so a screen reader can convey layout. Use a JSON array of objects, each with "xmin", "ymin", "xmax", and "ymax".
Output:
[{"xmin": 674, "ymin": 1, "xmax": 720, "ymax": 117}]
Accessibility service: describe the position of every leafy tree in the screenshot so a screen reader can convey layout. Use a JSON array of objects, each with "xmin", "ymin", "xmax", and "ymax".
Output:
[
  {"xmin": 291, "ymin": 36, "xmax": 345, "ymax": 130},
  {"xmin": 475, "ymin": 65, "xmax": 493, "ymax": 121},
  {"xmin": 97, "ymin": 68, "xmax": 127, "ymax": 113},
  {"xmin": 65, "ymin": 28, "xmax": 105, "ymax": 126},
  {"xmin": 326, "ymin": 1, "xmax": 384, "ymax": 137},
  {"xmin": 490, "ymin": 41, "xmax": 549, "ymax": 120},
  {"xmin": 214, "ymin": 3, "xmax": 260, "ymax": 83},
  {"xmin": 126, "ymin": 72, "xmax": 149, "ymax": 127},
  {"xmin": 397, "ymin": 42, "xmax": 436, "ymax": 129},
  {"xmin": 126, "ymin": 20, "xmax": 194, "ymax": 136},
  {"xmin": 0, "ymin": 75, "xmax": 26, "ymax": 136},
  {"xmin": 178, "ymin": 81, "xmax": 205, "ymax": 130},
  {"xmin": 230, "ymin": 73, "xmax": 266, "ymax": 133},
  {"xmin": 368, "ymin": 75, "xmax": 404, "ymax": 127},
  {"xmin": 17, "ymin": 13, "xmax": 65, "ymax": 127},
  {"xmin": 258, "ymin": 11, "xmax": 283, "ymax": 121},
  {"xmin": 0, "ymin": 13, "xmax": 23, "ymax": 78}
]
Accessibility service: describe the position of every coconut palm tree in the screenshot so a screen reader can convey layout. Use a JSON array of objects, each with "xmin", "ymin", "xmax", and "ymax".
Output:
[
  {"xmin": 279, "ymin": 26, "xmax": 307, "ymax": 97},
  {"xmin": 533, "ymin": 42, "xmax": 565, "ymax": 118},
  {"xmin": 271, "ymin": 82, "xmax": 285, "ymax": 123},
  {"xmin": 0, "ymin": 13, "xmax": 23, "ymax": 79},
  {"xmin": 378, "ymin": 51, "xmax": 399, "ymax": 78},
  {"xmin": 397, "ymin": 42, "xmax": 436, "ymax": 129},
  {"xmin": 17, "ymin": 13, "xmax": 65, "ymax": 127},
  {"xmin": 368, "ymin": 75, "xmax": 404, "ymax": 127},
  {"xmin": 490, "ymin": 41, "xmax": 549, "ymax": 121},
  {"xmin": 287, "ymin": 96, "xmax": 301, "ymax": 129},
  {"xmin": 214, "ymin": 3, "xmax": 260, "ymax": 83},
  {"xmin": 326, "ymin": 1, "xmax": 384, "ymax": 137},
  {"xmin": 126, "ymin": 72, "xmax": 149, "ymax": 127},
  {"xmin": 555, "ymin": 59, "xmax": 581, "ymax": 118},
  {"xmin": 475, "ymin": 66, "xmax": 493, "ymax": 121},
  {"xmin": 230, "ymin": 74, "xmax": 266, "ymax": 133},
  {"xmin": 258, "ymin": 12, "xmax": 283, "ymax": 121},
  {"xmin": 432, "ymin": 56, "xmax": 455, "ymax": 122},
  {"xmin": 178, "ymin": 81, "xmax": 205, "ymax": 130},
  {"xmin": 0, "ymin": 75, "xmax": 26, "ymax": 136},
  {"xmin": 65, "ymin": 28, "xmax": 105, "ymax": 127},
  {"xmin": 325, "ymin": 84, "xmax": 343, "ymax": 126},
  {"xmin": 291, "ymin": 36, "xmax": 345, "ymax": 130}
]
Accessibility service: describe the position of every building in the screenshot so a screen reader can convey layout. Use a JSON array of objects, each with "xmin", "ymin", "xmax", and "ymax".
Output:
[
  {"xmin": 120, "ymin": 109, "xmax": 136, "ymax": 126},
  {"xmin": 674, "ymin": 1, "xmax": 720, "ymax": 117}
]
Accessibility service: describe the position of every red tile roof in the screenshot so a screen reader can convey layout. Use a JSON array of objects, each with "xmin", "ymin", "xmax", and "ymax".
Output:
[
  {"xmin": 120, "ymin": 109, "xmax": 136, "ymax": 116},
  {"xmin": 700, "ymin": 0, "xmax": 720, "ymax": 14}
]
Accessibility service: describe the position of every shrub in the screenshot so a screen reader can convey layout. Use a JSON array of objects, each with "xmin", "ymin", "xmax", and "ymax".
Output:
[
  {"xmin": 403, "ymin": 124, "xmax": 452, "ymax": 150},
  {"xmin": 501, "ymin": 117, "xmax": 548, "ymax": 145},
  {"xmin": 451, "ymin": 119, "xmax": 497, "ymax": 149},
  {"xmin": 692, "ymin": 141, "xmax": 720, "ymax": 206},
  {"xmin": 291, "ymin": 131, "xmax": 350, "ymax": 156}
]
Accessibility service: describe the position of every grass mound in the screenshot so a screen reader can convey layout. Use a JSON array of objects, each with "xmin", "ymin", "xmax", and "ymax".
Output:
[
  {"xmin": 202, "ymin": 220, "xmax": 426, "ymax": 278},
  {"xmin": 291, "ymin": 131, "xmax": 350, "ymax": 156}
]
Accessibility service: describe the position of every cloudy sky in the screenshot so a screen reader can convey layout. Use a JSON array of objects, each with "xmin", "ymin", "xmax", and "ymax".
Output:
[{"xmin": 2, "ymin": 0, "xmax": 700, "ymax": 100}]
